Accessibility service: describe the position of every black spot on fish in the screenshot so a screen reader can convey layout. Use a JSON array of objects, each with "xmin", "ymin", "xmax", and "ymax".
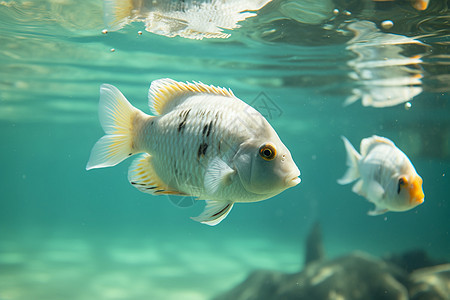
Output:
[
  {"xmin": 202, "ymin": 123, "xmax": 209, "ymax": 136},
  {"xmin": 178, "ymin": 0, "xmax": 187, "ymax": 12},
  {"xmin": 146, "ymin": 186, "xmax": 156, "ymax": 190},
  {"xmin": 197, "ymin": 143, "xmax": 208, "ymax": 159},
  {"xmin": 131, "ymin": 182, "xmax": 137, "ymax": 185},
  {"xmin": 202, "ymin": 121, "xmax": 213, "ymax": 137},
  {"xmin": 206, "ymin": 121, "xmax": 212, "ymax": 137},
  {"xmin": 178, "ymin": 109, "xmax": 191, "ymax": 133},
  {"xmin": 128, "ymin": 153, "xmax": 132, "ymax": 156},
  {"xmin": 180, "ymin": 109, "xmax": 191, "ymax": 118},
  {"xmin": 212, "ymin": 204, "xmax": 230, "ymax": 217},
  {"xmin": 178, "ymin": 121, "xmax": 186, "ymax": 132}
]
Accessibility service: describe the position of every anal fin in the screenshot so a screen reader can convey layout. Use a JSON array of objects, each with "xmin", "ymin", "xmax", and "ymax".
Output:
[
  {"xmin": 191, "ymin": 200, "xmax": 234, "ymax": 226},
  {"xmin": 128, "ymin": 153, "xmax": 186, "ymax": 196}
]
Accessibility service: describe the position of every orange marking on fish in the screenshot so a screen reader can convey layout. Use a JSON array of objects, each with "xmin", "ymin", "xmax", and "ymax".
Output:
[{"xmin": 409, "ymin": 175, "xmax": 424, "ymax": 205}]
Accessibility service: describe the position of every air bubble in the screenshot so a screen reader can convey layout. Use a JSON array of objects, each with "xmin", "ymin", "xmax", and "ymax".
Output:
[
  {"xmin": 381, "ymin": 20, "xmax": 394, "ymax": 30},
  {"xmin": 138, "ymin": 31, "xmax": 142, "ymax": 35},
  {"xmin": 102, "ymin": 29, "xmax": 108, "ymax": 34},
  {"xmin": 110, "ymin": 48, "xmax": 115, "ymax": 52},
  {"xmin": 404, "ymin": 102, "xmax": 412, "ymax": 110}
]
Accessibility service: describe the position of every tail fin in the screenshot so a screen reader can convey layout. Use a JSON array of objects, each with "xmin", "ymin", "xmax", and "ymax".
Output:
[
  {"xmin": 86, "ymin": 84, "xmax": 143, "ymax": 170},
  {"xmin": 337, "ymin": 136, "xmax": 361, "ymax": 185},
  {"xmin": 103, "ymin": 0, "xmax": 135, "ymax": 31}
]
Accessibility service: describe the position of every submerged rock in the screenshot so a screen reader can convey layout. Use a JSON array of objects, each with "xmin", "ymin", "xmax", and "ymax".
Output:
[
  {"xmin": 214, "ymin": 270, "xmax": 285, "ymax": 300},
  {"xmin": 384, "ymin": 249, "xmax": 444, "ymax": 273},
  {"xmin": 408, "ymin": 264, "xmax": 450, "ymax": 300},
  {"xmin": 214, "ymin": 252, "xmax": 410, "ymax": 300},
  {"xmin": 214, "ymin": 219, "xmax": 450, "ymax": 300}
]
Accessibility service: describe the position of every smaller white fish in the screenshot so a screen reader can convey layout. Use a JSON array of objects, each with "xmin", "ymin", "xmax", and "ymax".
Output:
[{"xmin": 338, "ymin": 135, "xmax": 424, "ymax": 215}]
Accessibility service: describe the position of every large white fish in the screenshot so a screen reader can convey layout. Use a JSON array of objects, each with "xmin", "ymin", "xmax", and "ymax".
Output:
[
  {"xmin": 338, "ymin": 135, "xmax": 424, "ymax": 215},
  {"xmin": 87, "ymin": 79, "xmax": 300, "ymax": 225}
]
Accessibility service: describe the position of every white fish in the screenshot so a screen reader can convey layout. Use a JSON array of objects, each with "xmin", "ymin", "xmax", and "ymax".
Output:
[
  {"xmin": 338, "ymin": 135, "xmax": 424, "ymax": 215},
  {"xmin": 87, "ymin": 78, "xmax": 300, "ymax": 225},
  {"xmin": 103, "ymin": 0, "xmax": 272, "ymax": 39}
]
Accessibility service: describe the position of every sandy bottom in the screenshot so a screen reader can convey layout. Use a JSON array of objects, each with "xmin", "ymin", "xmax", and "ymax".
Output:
[{"xmin": 0, "ymin": 234, "xmax": 302, "ymax": 300}]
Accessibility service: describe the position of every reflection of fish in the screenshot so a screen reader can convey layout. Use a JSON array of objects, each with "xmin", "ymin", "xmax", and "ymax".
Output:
[
  {"xmin": 345, "ymin": 21, "xmax": 425, "ymax": 107},
  {"xmin": 338, "ymin": 136, "xmax": 424, "ymax": 215},
  {"xmin": 103, "ymin": 0, "xmax": 272, "ymax": 39},
  {"xmin": 372, "ymin": 0, "xmax": 429, "ymax": 11},
  {"xmin": 87, "ymin": 79, "xmax": 300, "ymax": 225}
]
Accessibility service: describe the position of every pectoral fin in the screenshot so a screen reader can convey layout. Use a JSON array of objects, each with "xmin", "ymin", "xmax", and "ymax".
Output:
[
  {"xmin": 365, "ymin": 181, "xmax": 387, "ymax": 216},
  {"xmin": 352, "ymin": 179, "xmax": 365, "ymax": 196},
  {"xmin": 191, "ymin": 200, "xmax": 234, "ymax": 226},
  {"xmin": 204, "ymin": 157, "xmax": 235, "ymax": 195},
  {"xmin": 367, "ymin": 180, "xmax": 385, "ymax": 201},
  {"xmin": 352, "ymin": 179, "xmax": 385, "ymax": 201}
]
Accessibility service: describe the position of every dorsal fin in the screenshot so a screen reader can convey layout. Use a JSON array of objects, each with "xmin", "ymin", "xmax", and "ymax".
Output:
[
  {"xmin": 148, "ymin": 78, "xmax": 235, "ymax": 115},
  {"xmin": 360, "ymin": 135, "xmax": 395, "ymax": 156}
]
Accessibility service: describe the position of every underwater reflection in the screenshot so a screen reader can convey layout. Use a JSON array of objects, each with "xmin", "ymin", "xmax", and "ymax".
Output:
[
  {"xmin": 345, "ymin": 20, "xmax": 426, "ymax": 107},
  {"xmin": 102, "ymin": 0, "xmax": 273, "ymax": 39}
]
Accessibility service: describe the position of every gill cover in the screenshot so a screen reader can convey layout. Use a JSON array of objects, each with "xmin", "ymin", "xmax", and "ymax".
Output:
[{"xmin": 235, "ymin": 139, "xmax": 297, "ymax": 195}]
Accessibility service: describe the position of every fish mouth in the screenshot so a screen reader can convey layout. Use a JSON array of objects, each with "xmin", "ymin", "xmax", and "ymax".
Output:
[
  {"xmin": 410, "ymin": 194, "xmax": 425, "ymax": 205},
  {"xmin": 285, "ymin": 175, "xmax": 301, "ymax": 188}
]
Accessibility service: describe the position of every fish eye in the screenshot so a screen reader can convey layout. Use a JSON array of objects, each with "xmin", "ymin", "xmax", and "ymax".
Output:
[
  {"xmin": 397, "ymin": 176, "xmax": 408, "ymax": 194},
  {"xmin": 259, "ymin": 143, "xmax": 276, "ymax": 161}
]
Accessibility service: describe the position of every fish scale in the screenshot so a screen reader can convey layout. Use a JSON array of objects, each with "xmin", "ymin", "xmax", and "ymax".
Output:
[{"xmin": 144, "ymin": 96, "xmax": 244, "ymax": 198}]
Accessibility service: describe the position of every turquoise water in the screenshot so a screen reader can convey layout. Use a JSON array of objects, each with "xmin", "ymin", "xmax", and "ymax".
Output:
[{"xmin": 1, "ymin": 0, "xmax": 449, "ymax": 299}]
